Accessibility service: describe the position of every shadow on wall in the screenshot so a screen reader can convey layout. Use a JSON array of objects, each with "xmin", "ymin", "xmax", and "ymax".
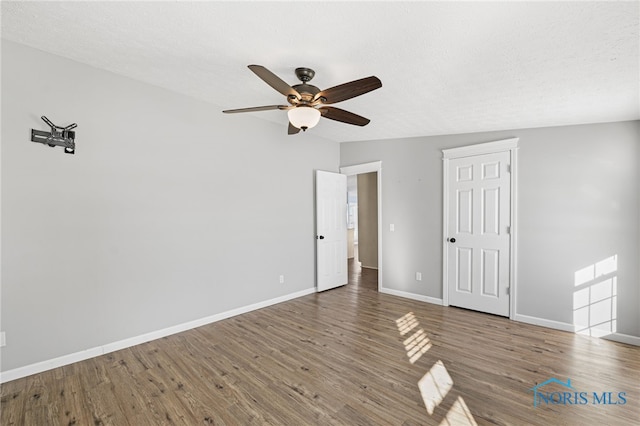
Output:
[{"xmin": 573, "ymin": 255, "xmax": 618, "ymax": 338}]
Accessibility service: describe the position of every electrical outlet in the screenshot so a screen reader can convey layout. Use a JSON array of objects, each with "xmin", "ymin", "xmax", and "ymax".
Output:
[
  {"xmin": 0, "ymin": 332, "xmax": 6, "ymax": 347},
  {"xmin": 390, "ymin": 223, "xmax": 395, "ymax": 232},
  {"xmin": 279, "ymin": 275, "xmax": 285, "ymax": 284},
  {"xmin": 416, "ymin": 272, "xmax": 422, "ymax": 281}
]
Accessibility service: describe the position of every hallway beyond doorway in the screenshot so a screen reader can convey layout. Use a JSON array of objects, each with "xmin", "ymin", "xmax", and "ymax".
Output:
[{"xmin": 349, "ymin": 250, "xmax": 378, "ymax": 291}]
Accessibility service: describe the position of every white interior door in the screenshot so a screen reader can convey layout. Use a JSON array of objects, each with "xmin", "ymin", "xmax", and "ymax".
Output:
[
  {"xmin": 316, "ymin": 170, "xmax": 348, "ymax": 292},
  {"xmin": 446, "ymin": 151, "xmax": 511, "ymax": 316}
]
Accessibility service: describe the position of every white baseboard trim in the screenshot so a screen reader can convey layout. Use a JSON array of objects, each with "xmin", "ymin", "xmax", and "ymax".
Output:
[
  {"xmin": 379, "ymin": 287, "xmax": 443, "ymax": 306},
  {"xmin": 0, "ymin": 347, "xmax": 105, "ymax": 384},
  {"xmin": 498, "ymin": 314, "xmax": 640, "ymax": 347},
  {"xmin": 602, "ymin": 333, "xmax": 640, "ymax": 347},
  {"xmin": 0, "ymin": 287, "xmax": 315, "ymax": 383},
  {"xmin": 513, "ymin": 314, "xmax": 576, "ymax": 333}
]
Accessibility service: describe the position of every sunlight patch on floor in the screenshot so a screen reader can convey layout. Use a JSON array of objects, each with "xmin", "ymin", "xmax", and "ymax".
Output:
[
  {"xmin": 396, "ymin": 311, "xmax": 420, "ymax": 336},
  {"xmin": 404, "ymin": 329, "xmax": 432, "ymax": 364},
  {"xmin": 396, "ymin": 312, "xmax": 431, "ymax": 364},
  {"xmin": 418, "ymin": 360, "xmax": 453, "ymax": 414},
  {"xmin": 438, "ymin": 396, "xmax": 478, "ymax": 426},
  {"xmin": 396, "ymin": 312, "xmax": 478, "ymax": 424}
]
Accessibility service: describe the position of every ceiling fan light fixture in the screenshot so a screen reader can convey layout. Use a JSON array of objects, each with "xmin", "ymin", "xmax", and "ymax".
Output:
[{"xmin": 288, "ymin": 106, "xmax": 321, "ymax": 131}]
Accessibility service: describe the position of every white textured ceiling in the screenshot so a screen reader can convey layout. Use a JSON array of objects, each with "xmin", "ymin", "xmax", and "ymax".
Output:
[{"xmin": 2, "ymin": 1, "xmax": 639, "ymax": 142}]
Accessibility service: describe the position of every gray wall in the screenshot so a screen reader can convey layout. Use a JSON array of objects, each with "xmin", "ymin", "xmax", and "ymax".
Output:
[
  {"xmin": 2, "ymin": 41, "xmax": 638, "ymax": 376},
  {"xmin": 1, "ymin": 41, "xmax": 339, "ymax": 371},
  {"xmin": 357, "ymin": 172, "xmax": 378, "ymax": 268},
  {"xmin": 341, "ymin": 121, "xmax": 640, "ymax": 337}
]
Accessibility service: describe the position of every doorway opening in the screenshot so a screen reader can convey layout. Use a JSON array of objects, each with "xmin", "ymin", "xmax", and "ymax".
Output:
[
  {"xmin": 347, "ymin": 173, "xmax": 378, "ymax": 291},
  {"xmin": 341, "ymin": 161, "xmax": 382, "ymax": 292}
]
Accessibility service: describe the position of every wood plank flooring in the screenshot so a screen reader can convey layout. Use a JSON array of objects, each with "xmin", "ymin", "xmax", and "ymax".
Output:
[{"xmin": 1, "ymin": 260, "xmax": 639, "ymax": 425}]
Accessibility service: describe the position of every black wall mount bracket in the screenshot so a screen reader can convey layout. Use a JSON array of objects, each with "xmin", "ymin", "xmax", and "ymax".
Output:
[{"xmin": 31, "ymin": 116, "xmax": 77, "ymax": 154}]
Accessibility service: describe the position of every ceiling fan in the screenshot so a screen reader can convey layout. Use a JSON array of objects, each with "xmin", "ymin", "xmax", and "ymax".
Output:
[{"xmin": 223, "ymin": 65, "xmax": 382, "ymax": 134}]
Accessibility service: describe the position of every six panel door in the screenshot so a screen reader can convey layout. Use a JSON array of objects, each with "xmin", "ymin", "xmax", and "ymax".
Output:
[{"xmin": 447, "ymin": 151, "xmax": 511, "ymax": 317}]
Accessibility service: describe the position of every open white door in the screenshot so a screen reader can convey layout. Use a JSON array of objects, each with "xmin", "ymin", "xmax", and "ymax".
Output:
[{"xmin": 316, "ymin": 170, "xmax": 348, "ymax": 292}]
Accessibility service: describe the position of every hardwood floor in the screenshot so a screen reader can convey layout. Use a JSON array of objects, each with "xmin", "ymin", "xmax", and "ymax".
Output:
[{"xmin": 2, "ymin": 260, "xmax": 639, "ymax": 425}]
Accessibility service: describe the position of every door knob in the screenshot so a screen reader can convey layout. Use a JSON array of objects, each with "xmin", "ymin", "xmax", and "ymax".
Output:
[
  {"xmin": 317, "ymin": 235, "xmax": 325, "ymax": 240},
  {"xmin": 448, "ymin": 237, "xmax": 456, "ymax": 243}
]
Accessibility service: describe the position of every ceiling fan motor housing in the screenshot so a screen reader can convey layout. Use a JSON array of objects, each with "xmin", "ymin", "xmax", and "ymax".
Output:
[
  {"xmin": 292, "ymin": 68, "xmax": 322, "ymax": 103},
  {"xmin": 291, "ymin": 84, "xmax": 321, "ymax": 103}
]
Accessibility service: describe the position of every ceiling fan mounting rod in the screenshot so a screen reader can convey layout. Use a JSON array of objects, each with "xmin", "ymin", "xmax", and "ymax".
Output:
[{"xmin": 295, "ymin": 67, "xmax": 315, "ymax": 83}]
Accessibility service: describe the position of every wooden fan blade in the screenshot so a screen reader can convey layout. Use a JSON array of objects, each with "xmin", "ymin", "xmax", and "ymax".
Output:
[
  {"xmin": 248, "ymin": 65, "xmax": 301, "ymax": 100},
  {"xmin": 222, "ymin": 105, "xmax": 289, "ymax": 114},
  {"xmin": 313, "ymin": 76, "xmax": 382, "ymax": 104},
  {"xmin": 319, "ymin": 107, "xmax": 370, "ymax": 126},
  {"xmin": 288, "ymin": 122, "xmax": 301, "ymax": 135}
]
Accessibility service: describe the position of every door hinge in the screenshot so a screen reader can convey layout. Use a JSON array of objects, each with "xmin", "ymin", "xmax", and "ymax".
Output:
[
  {"xmin": 506, "ymin": 226, "xmax": 511, "ymax": 234},
  {"xmin": 506, "ymin": 164, "xmax": 511, "ymax": 173},
  {"xmin": 506, "ymin": 287, "xmax": 510, "ymax": 295}
]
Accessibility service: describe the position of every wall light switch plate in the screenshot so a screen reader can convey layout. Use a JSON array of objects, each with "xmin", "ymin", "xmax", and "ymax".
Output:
[
  {"xmin": 0, "ymin": 332, "xmax": 6, "ymax": 347},
  {"xmin": 416, "ymin": 272, "xmax": 422, "ymax": 281},
  {"xmin": 390, "ymin": 224, "xmax": 395, "ymax": 232}
]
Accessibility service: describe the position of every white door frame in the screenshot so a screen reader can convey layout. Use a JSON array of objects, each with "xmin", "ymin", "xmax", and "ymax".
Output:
[
  {"xmin": 340, "ymin": 161, "xmax": 383, "ymax": 291},
  {"xmin": 442, "ymin": 138, "xmax": 519, "ymax": 320}
]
